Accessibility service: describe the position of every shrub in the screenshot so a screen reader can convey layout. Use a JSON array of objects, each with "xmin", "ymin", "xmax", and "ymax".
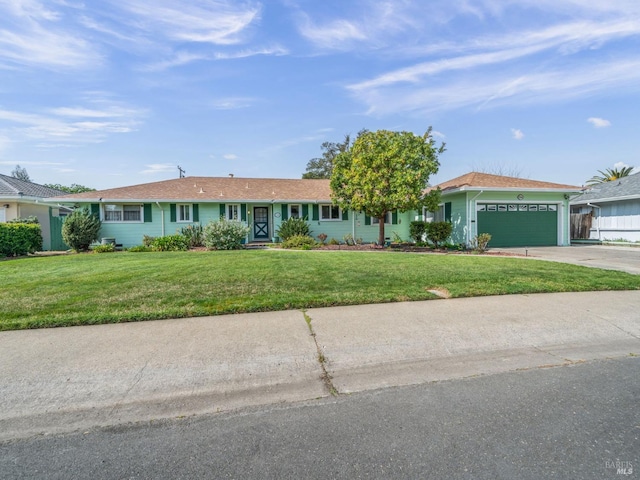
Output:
[
  {"xmin": 317, "ymin": 233, "xmax": 328, "ymax": 244},
  {"xmin": 92, "ymin": 243, "xmax": 115, "ymax": 253},
  {"xmin": 127, "ymin": 245, "xmax": 152, "ymax": 252},
  {"xmin": 343, "ymin": 233, "xmax": 354, "ymax": 245},
  {"xmin": 62, "ymin": 208, "xmax": 101, "ymax": 252},
  {"xmin": 180, "ymin": 224, "xmax": 204, "ymax": 248},
  {"xmin": 409, "ymin": 221, "xmax": 428, "ymax": 243},
  {"xmin": 151, "ymin": 234, "xmax": 189, "ymax": 252},
  {"xmin": 281, "ymin": 234, "xmax": 316, "ymax": 249},
  {"xmin": 426, "ymin": 221, "xmax": 452, "ymax": 248},
  {"xmin": 328, "ymin": 238, "xmax": 339, "ymax": 245},
  {"xmin": 204, "ymin": 219, "xmax": 250, "ymax": 250},
  {"xmin": 0, "ymin": 223, "xmax": 43, "ymax": 256},
  {"xmin": 276, "ymin": 217, "xmax": 312, "ymax": 241},
  {"xmin": 142, "ymin": 235, "xmax": 156, "ymax": 247},
  {"xmin": 470, "ymin": 233, "xmax": 492, "ymax": 253},
  {"xmin": 7, "ymin": 215, "xmax": 39, "ymax": 224}
]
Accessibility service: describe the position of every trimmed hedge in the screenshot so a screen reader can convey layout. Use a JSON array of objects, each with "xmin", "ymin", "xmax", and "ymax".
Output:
[{"xmin": 0, "ymin": 223, "xmax": 43, "ymax": 256}]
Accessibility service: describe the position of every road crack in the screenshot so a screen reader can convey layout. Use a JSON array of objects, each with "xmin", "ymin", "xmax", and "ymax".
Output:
[{"xmin": 303, "ymin": 311, "xmax": 339, "ymax": 396}]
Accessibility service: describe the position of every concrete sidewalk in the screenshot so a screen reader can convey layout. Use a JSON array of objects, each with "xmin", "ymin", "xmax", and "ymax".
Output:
[{"xmin": 1, "ymin": 291, "xmax": 639, "ymax": 441}]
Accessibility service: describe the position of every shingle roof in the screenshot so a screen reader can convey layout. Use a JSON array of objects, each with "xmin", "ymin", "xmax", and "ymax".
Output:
[
  {"xmin": 571, "ymin": 172, "xmax": 640, "ymax": 204},
  {"xmin": 0, "ymin": 173, "xmax": 66, "ymax": 198},
  {"xmin": 54, "ymin": 176, "xmax": 333, "ymax": 202},
  {"xmin": 435, "ymin": 172, "xmax": 581, "ymax": 192}
]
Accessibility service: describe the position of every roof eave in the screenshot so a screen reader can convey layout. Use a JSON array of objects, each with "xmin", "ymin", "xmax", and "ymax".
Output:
[
  {"xmin": 571, "ymin": 194, "xmax": 640, "ymax": 204},
  {"xmin": 443, "ymin": 186, "xmax": 582, "ymax": 194}
]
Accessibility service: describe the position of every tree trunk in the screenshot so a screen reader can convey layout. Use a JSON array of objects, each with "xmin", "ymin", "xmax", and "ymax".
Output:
[{"xmin": 378, "ymin": 216, "xmax": 385, "ymax": 246}]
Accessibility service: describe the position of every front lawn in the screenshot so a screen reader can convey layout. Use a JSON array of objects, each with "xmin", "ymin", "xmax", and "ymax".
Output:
[{"xmin": 1, "ymin": 250, "xmax": 638, "ymax": 330}]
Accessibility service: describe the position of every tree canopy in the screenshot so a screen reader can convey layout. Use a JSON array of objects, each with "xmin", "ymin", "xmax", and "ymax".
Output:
[
  {"xmin": 44, "ymin": 183, "xmax": 96, "ymax": 194},
  {"xmin": 330, "ymin": 128, "xmax": 444, "ymax": 245},
  {"xmin": 302, "ymin": 132, "xmax": 368, "ymax": 179},
  {"xmin": 586, "ymin": 166, "xmax": 635, "ymax": 185},
  {"xmin": 11, "ymin": 164, "xmax": 30, "ymax": 182}
]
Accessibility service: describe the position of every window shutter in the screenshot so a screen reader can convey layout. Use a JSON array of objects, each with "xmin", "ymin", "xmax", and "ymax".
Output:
[
  {"xmin": 192, "ymin": 204, "xmax": 199, "ymax": 222},
  {"xmin": 170, "ymin": 204, "xmax": 176, "ymax": 222},
  {"xmin": 281, "ymin": 204, "xmax": 288, "ymax": 221},
  {"xmin": 392, "ymin": 211, "xmax": 398, "ymax": 224},
  {"xmin": 219, "ymin": 204, "xmax": 226, "ymax": 219},
  {"xmin": 144, "ymin": 203, "xmax": 152, "ymax": 223},
  {"xmin": 241, "ymin": 204, "xmax": 247, "ymax": 221},
  {"xmin": 312, "ymin": 204, "xmax": 319, "ymax": 221},
  {"xmin": 342, "ymin": 209, "xmax": 348, "ymax": 221},
  {"xmin": 365, "ymin": 215, "xmax": 371, "ymax": 226},
  {"xmin": 90, "ymin": 203, "xmax": 100, "ymax": 217},
  {"xmin": 445, "ymin": 202, "xmax": 452, "ymax": 222},
  {"xmin": 302, "ymin": 204, "xmax": 309, "ymax": 219}
]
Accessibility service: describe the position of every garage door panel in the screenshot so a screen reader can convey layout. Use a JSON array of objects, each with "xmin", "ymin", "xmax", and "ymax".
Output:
[{"xmin": 477, "ymin": 206, "xmax": 557, "ymax": 247}]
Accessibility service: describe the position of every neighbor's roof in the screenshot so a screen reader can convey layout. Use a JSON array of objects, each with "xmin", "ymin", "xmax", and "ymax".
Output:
[
  {"xmin": 0, "ymin": 173, "xmax": 66, "ymax": 198},
  {"xmin": 435, "ymin": 172, "xmax": 582, "ymax": 192},
  {"xmin": 571, "ymin": 172, "xmax": 640, "ymax": 204},
  {"xmin": 52, "ymin": 176, "xmax": 333, "ymax": 202}
]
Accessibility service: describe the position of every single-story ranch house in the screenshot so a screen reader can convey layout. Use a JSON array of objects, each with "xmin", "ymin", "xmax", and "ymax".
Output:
[
  {"xmin": 47, "ymin": 172, "xmax": 581, "ymax": 249},
  {"xmin": 570, "ymin": 172, "xmax": 640, "ymax": 242},
  {"xmin": 0, "ymin": 173, "xmax": 69, "ymax": 251}
]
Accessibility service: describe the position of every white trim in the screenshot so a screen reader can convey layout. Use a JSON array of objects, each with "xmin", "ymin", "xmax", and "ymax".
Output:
[
  {"xmin": 227, "ymin": 203, "xmax": 240, "ymax": 221},
  {"xmin": 102, "ymin": 204, "xmax": 143, "ymax": 223},
  {"xmin": 177, "ymin": 204, "xmax": 192, "ymax": 223},
  {"xmin": 289, "ymin": 203, "xmax": 302, "ymax": 219},
  {"xmin": 319, "ymin": 204, "xmax": 342, "ymax": 221},
  {"xmin": 0, "ymin": 207, "xmax": 5, "ymax": 223}
]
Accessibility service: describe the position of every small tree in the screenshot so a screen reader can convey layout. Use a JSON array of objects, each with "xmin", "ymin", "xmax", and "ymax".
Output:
[
  {"xmin": 11, "ymin": 164, "xmax": 31, "ymax": 182},
  {"xmin": 62, "ymin": 208, "xmax": 101, "ymax": 251},
  {"xmin": 331, "ymin": 128, "xmax": 444, "ymax": 246},
  {"xmin": 204, "ymin": 219, "xmax": 250, "ymax": 250},
  {"xmin": 409, "ymin": 221, "xmax": 428, "ymax": 244},
  {"xmin": 276, "ymin": 217, "xmax": 312, "ymax": 240}
]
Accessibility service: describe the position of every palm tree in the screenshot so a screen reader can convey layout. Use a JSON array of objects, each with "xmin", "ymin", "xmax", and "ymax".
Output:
[{"xmin": 586, "ymin": 166, "xmax": 635, "ymax": 185}]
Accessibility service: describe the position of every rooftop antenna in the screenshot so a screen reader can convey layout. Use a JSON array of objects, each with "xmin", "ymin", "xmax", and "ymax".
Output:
[{"xmin": 178, "ymin": 165, "xmax": 186, "ymax": 178}]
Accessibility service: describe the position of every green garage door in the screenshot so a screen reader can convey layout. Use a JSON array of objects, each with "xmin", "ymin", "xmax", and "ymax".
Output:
[{"xmin": 477, "ymin": 204, "xmax": 558, "ymax": 247}]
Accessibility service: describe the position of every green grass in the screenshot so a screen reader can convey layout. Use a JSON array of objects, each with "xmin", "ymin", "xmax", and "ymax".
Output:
[{"xmin": 1, "ymin": 250, "xmax": 639, "ymax": 330}]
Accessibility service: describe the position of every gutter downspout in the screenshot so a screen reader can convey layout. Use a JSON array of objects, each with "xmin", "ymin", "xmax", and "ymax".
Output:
[
  {"xmin": 587, "ymin": 202, "xmax": 601, "ymax": 240},
  {"xmin": 156, "ymin": 202, "xmax": 165, "ymax": 237},
  {"xmin": 468, "ymin": 190, "xmax": 483, "ymax": 246}
]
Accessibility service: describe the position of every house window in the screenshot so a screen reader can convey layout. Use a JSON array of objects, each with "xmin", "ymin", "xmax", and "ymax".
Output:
[
  {"xmin": 424, "ymin": 205, "xmax": 444, "ymax": 222},
  {"xmin": 104, "ymin": 204, "xmax": 142, "ymax": 222},
  {"xmin": 371, "ymin": 212, "xmax": 392, "ymax": 224},
  {"xmin": 178, "ymin": 204, "xmax": 191, "ymax": 222},
  {"xmin": 320, "ymin": 204, "xmax": 341, "ymax": 221},
  {"xmin": 289, "ymin": 204, "xmax": 301, "ymax": 219},
  {"xmin": 0, "ymin": 207, "xmax": 5, "ymax": 223},
  {"xmin": 227, "ymin": 204, "xmax": 240, "ymax": 221}
]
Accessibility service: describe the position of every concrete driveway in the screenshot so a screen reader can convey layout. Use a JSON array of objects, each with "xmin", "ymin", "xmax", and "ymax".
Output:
[{"xmin": 493, "ymin": 245, "xmax": 640, "ymax": 275}]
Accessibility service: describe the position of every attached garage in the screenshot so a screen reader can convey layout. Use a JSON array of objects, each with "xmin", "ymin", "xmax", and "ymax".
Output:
[{"xmin": 477, "ymin": 203, "xmax": 558, "ymax": 247}]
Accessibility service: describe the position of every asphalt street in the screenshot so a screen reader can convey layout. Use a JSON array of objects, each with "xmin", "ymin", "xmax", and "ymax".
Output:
[{"xmin": 1, "ymin": 357, "xmax": 638, "ymax": 480}]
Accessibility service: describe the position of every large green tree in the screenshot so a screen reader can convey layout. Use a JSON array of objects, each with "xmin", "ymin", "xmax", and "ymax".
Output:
[
  {"xmin": 331, "ymin": 128, "xmax": 444, "ymax": 246},
  {"xmin": 586, "ymin": 166, "xmax": 635, "ymax": 185}
]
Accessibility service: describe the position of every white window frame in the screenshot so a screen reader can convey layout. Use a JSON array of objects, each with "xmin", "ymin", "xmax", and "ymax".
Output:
[
  {"xmin": 289, "ymin": 204, "xmax": 302, "ymax": 219},
  {"xmin": 0, "ymin": 207, "xmax": 6, "ymax": 223},
  {"xmin": 177, "ymin": 204, "xmax": 192, "ymax": 222},
  {"xmin": 103, "ymin": 204, "xmax": 143, "ymax": 223},
  {"xmin": 423, "ymin": 204, "xmax": 444, "ymax": 222},
  {"xmin": 371, "ymin": 212, "xmax": 392, "ymax": 224},
  {"xmin": 320, "ymin": 204, "xmax": 341, "ymax": 221},
  {"xmin": 227, "ymin": 204, "xmax": 240, "ymax": 221}
]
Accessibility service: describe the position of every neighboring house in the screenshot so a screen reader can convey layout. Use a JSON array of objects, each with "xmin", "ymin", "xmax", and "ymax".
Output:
[
  {"xmin": 50, "ymin": 172, "xmax": 583, "ymax": 249},
  {"xmin": 49, "ymin": 176, "xmax": 416, "ymax": 247},
  {"xmin": 570, "ymin": 172, "xmax": 640, "ymax": 242},
  {"xmin": 0, "ymin": 174, "xmax": 69, "ymax": 251},
  {"xmin": 431, "ymin": 172, "xmax": 582, "ymax": 247}
]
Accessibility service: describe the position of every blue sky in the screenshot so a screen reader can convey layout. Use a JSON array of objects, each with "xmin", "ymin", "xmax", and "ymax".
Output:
[{"xmin": 1, "ymin": 0, "xmax": 639, "ymax": 190}]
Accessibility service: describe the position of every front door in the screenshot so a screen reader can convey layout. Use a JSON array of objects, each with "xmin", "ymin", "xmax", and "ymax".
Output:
[{"xmin": 253, "ymin": 207, "xmax": 269, "ymax": 240}]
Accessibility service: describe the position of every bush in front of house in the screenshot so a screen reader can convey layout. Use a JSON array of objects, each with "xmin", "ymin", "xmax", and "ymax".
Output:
[
  {"xmin": 0, "ymin": 223, "xmax": 43, "ymax": 256},
  {"xmin": 203, "ymin": 219, "xmax": 250, "ymax": 250},
  {"xmin": 62, "ymin": 207, "xmax": 101, "ymax": 252},
  {"xmin": 127, "ymin": 245, "xmax": 152, "ymax": 252},
  {"xmin": 92, "ymin": 243, "xmax": 116, "ymax": 253},
  {"xmin": 470, "ymin": 233, "xmax": 492, "ymax": 253},
  {"xmin": 7, "ymin": 215, "xmax": 39, "ymax": 224},
  {"xmin": 151, "ymin": 234, "xmax": 189, "ymax": 251},
  {"xmin": 180, "ymin": 224, "xmax": 204, "ymax": 248},
  {"xmin": 281, "ymin": 234, "xmax": 316, "ymax": 250},
  {"xmin": 409, "ymin": 221, "xmax": 428, "ymax": 244},
  {"xmin": 426, "ymin": 221, "xmax": 453, "ymax": 248},
  {"xmin": 276, "ymin": 217, "xmax": 312, "ymax": 241}
]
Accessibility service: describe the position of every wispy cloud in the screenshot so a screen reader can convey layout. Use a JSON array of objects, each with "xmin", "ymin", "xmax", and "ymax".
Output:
[
  {"xmin": 223, "ymin": 154, "xmax": 238, "ymax": 160},
  {"xmin": 211, "ymin": 97, "xmax": 257, "ymax": 110},
  {"xmin": 587, "ymin": 117, "xmax": 611, "ymax": 128},
  {"xmin": 511, "ymin": 129, "xmax": 524, "ymax": 140},
  {"xmin": 140, "ymin": 163, "xmax": 176, "ymax": 175}
]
